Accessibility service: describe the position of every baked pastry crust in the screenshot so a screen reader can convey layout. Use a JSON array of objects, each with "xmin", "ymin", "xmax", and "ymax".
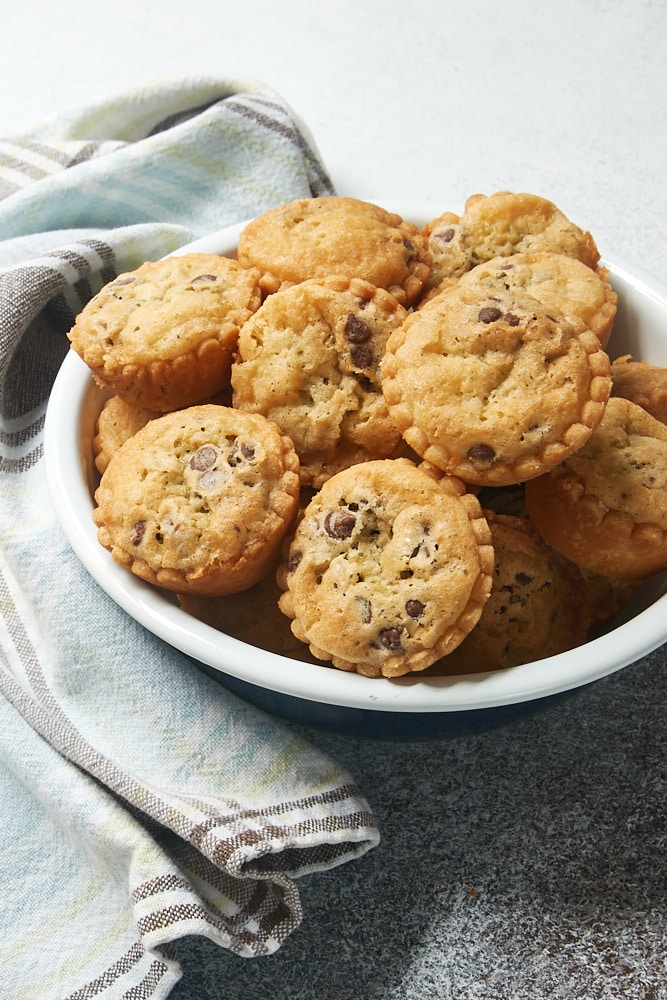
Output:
[
  {"xmin": 93, "ymin": 404, "xmax": 300, "ymax": 596},
  {"xmin": 93, "ymin": 395, "xmax": 159, "ymax": 475},
  {"xmin": 237, "ymin": 196, "xmax": 431, "ymax": 306},
  {"xmin": 93, "ymin": 388, "xmax": 234, "ymax": 475},
  {"xmin": 525, "ymin": 397, "xmax": 667, "ymax": 579},
  {"xmin": 381, "ymin": 282, "xmax": 611, "ymax": 486},
  {"xmin": 427, "ymin": 513, "xmax": 591, "ymax": 673},
  {"xmin": 582, "ymin": 570, "xmax": 639, "ymax": 628},
  {"xmin": 276, "ymin": 459, "xmax": 494, "ymax": 677},
  {"xmin": 68, "ymin": 253, "xmax": 262, "ymax": 411},
  {"xmin": 611, "ymin": 354, "xmax": 667, "ymax": 424},
  {"xmin": 231, "ymin": 275, "xmax": 409, "ymax": 487},
  {"xmin": 422, "ymin": 190, "xmax": 600, "ymax": 296}
]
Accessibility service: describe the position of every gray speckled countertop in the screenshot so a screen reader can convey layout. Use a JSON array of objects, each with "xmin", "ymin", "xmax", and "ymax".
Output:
[{"xmin": 170, "ymin": 648, "xmax": 666, "ymax": 999}]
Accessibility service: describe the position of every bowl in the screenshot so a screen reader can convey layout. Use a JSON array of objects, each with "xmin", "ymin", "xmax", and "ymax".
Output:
[{"xmin": 44, "ymin": 200, "xmax": 667, "ymax": 739}]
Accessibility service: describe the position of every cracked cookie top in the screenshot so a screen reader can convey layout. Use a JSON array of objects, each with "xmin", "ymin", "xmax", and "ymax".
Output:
[
  {"xmin": 231, "ymin": 275, "xmax": 410, "ymax": 487},
  {"xmin": 457, "ymin": 250, "xmax": 617, "ymax": 349}
]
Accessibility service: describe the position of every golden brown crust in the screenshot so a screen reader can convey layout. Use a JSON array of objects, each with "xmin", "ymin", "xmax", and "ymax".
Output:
[
  {"xmin": 237, "ymin": 196, "xmax": 432, "ymax": 306},
  {"xmin": 68, "ymin": 254, "xmax": 262, "ymax": 411},
  {"xmin": 525, "ymin": 397, "xmax": 667, "ymax": 579},
  {"xmin": 276, "ymin": 459, "xmax": 494, "ymax": 677},
  {"xmin": 381, "ymin": 281, "xmax": 611, "ymax": 486},
  {"xmin": 610, "ymin": 354, "xmax": 667, "ymax": 424},
  {"xmin": 93, "ymin": 395, "xmax": 159, "ymax": 475},
  {"xmin": 93, "ymin": 404, "xmax": 300, "ymax": 596}
]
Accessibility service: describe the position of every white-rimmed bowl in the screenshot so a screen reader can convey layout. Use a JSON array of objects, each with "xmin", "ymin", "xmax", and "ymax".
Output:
[{"xmin": 44, "ymin": 200, "xmax": 667, "ymax": 739}]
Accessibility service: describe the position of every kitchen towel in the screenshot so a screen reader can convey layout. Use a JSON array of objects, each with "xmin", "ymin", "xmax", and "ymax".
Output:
[{"xmin": 0, "ymin": 78, "xmax": 379, "ymax": 1000}]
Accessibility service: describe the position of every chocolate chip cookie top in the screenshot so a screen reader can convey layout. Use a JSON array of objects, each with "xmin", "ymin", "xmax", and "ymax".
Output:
[
  {"xmin": 457, "ymin": 250, "xmax": 618, "ymax": 348},
  {"xmin": 231, "ymin": 276, "xmax": 409, "ymax": 487},
  {"xmin": 525, "ymin": 396, "xmax": 667, "ymax": 579},
  {"xmin": 237, "ymin": 196, "xmax": 431, "ymax": 306},
  {"xmin": 93, "ymin": 404, "xmax": 300, "ymax": 597},
  {"xmin": 276, "ymin": 459, "xmax": 494, "ymax": 677},
  {"xmin": 422, "ymin": 190, "xmax": 600, "ymax": 296},
  {"xmin": 381, "ymin": 282, "xmax": 611, "ymax": 487},
  {"xmin": 68, "ymin": 253, "xmax": 262, "ymax": 411}
]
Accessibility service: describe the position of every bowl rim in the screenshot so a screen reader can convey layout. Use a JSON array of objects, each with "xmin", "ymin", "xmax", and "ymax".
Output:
[{"xmin": 44, "ymin": 200, "xmax": 667, "ymax": 714}]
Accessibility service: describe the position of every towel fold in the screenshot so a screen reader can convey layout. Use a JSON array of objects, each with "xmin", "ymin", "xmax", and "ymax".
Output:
[{"xmin": 0, "ymin": 78, "xmax": 379, "ymax": 1000}]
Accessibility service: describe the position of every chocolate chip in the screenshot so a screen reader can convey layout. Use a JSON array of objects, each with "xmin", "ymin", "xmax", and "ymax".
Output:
[
  {"xmin": 324, "ymin": 510, "xmax": 356, "ymax": 539},
  {"xmin": 189, "ymin": 445, "xmax": 217, "ymax": 471},
  {"xmin": 467, "ymin": 444, "xmax": 496, "ymax": 463},
  {"xmin": 350, "ymin": 344, "xmax": 374, "ymax": 369},
  {"xmin": 436, "ymin": 227, "xmax": 456, "ymax": 243},
  {"xmin": 288, "ymin": 550, "xmax": 302, "ymax": 572},
  {"xmin": 345, "ymin": 314, "xmax": 371, "ymax": 343},
  {"xmin": 379, "ymin": 626, "xmax": 404, "ymax": 650},
  {"xmin": 405, "ymin": 599, "xmax": 426, "ymax": 619},
  {"xmin": 131, "ymin": 520, "xmax": 147, "ymax": 545},
  {"xmin": 191, "ymin": 274, "xmax": 218, "ymax": 283},
  {"xmin": 515, "ymin": 571, "xmax": 534, "ymax": 586},
  {"xmin": 478, "ymin": 306, "xmax": 503, "ymax": 324},
  {"xmin": 357, "ymin": 597, "xmax": 372, "ymax": 624},
  {"xmin": 504, "ymin": 313, "xmax": 520, "ymax": 326}
]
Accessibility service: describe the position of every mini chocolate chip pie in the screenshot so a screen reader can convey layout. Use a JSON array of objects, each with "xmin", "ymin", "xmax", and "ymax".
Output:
[
  {"xmin": 427, "ymin": 512, "xmax": 591, "ymax": 674},
  {"xmin": 421, "ymin": 190, "xmax": 600, "ymax": 299},
  {"xmin": 236, "ymin": 196, "xmax": 432, "ymax": 306},
  {"xmin": 276, "ymin": 458, "xmax": 494, "ymax": 677},
  {"xmin": 92, "ymin": 395, "xmax": 160, "ymax": 475},
  {"xmin": 381, "ymin": 280, "xmax": 611, "ymax": 487},
  {"xmin": 231, "ymin": 276, "xmax": 412, "ymax": 487},
  {"xmin": 610, "ymin": 354, "xmax": 667, "ymax": 424},
  {"xmin": 525, "ymin": 396, "xmax": 667, "ymax": 580},
  {"xmin": 68, "ymin": 253, "xmax": 262, "ymax": 411},
  {"xmin": 93, "ymin": 404, "xmax": 300, "ymax": 597}
]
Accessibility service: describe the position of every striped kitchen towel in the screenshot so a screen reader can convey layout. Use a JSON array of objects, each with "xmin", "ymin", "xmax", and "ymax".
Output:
[{"xmin": 0, "ymin": 79, "xmax": 379, "ymax": 1000}]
